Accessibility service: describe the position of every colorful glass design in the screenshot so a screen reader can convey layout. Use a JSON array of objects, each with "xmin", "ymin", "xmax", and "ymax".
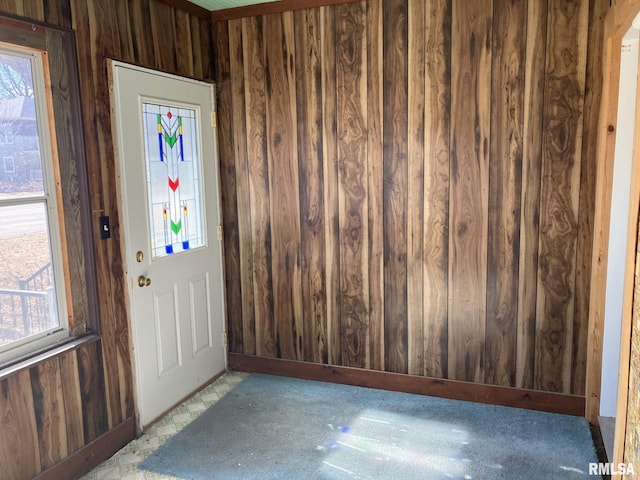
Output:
[{"xmin": 142, "ymin": 103, "xmax": 205, "ymax": 258}]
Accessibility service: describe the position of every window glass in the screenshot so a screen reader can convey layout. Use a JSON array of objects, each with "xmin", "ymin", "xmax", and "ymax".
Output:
[{"xmin": 0, "ymin": 47, "xmax": 66, "ymax": 358}]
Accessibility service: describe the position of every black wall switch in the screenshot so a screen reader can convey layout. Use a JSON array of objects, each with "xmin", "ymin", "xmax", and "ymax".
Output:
[{"xmin": 99, "ymin": 216, "xmax": 111, "ymax": 239}]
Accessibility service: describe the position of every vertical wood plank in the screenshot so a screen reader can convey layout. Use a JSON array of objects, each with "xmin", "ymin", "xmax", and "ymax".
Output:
[
  {"xmin": 383, "ymin": 0, "xmax": 409, "ymax": 374},
  {"xmin": 71, "ymin": 0, "xmax": 125, "ymax": 430},
  {"xmin": 366, "ymin": 0, "xmax": 384, "ymax": 371},
  {"xmin": 0, "ymin": 370, "xmax": 40, "ymax": 479},
  {"xmin": 517, "ymin": 0, "xmax": 547, "ymax": 390},
  {"xmin": 77, "ymin": 341, "xmax": 108, "ymax": 443},
  {"xmin": 43, "ymin": 0, "xmax": 70, "ymax": 28},
  {"xmin": 199, "ymin": 18, "xmax": 214, "ymax": 79},
  {"xmin": 127, "ymin": 0, "xmax": 155, "ymax": 67},
  {"xmin": 190, "ymin": 16, "xmax": 205, "ymax": 79},
  {"xmin": 0, "ymin": 0, "xmax": 24, "ymax": 15},
  {"xmin": 58, "ymin": 349, "xmax": 84, "ymax": 453},
  {"xmin": 295, "ymin": 8, "xmax": 328, "ymax": 364},
  {"xmin": 572, "ymin": 0, "xmax": 606, "ymax": 396},
  {"xmin": 174, "ymin": 9, "xmax": 195, "ymax": 77},
  {"xmin": 113, "ymin": 1, "xmax": 134, "ymax": 63},
  {"xmin": 321, "ymin": 5, "xmax": 342, "ymax": 366},
  {"xmin": 243, "ymin": 15, "xmax": 276, "ymax": 357},
  {"xmin": 423, "ymin": 0, "xmax": 451, "ymax": 379},
  {"xmin": 22, "ymin": 0, "xmax": 45, "ymax": 21},
  {"xmin": 407, "ymin": 0, "xmax": 425, "ymax": 376},
  {"xmin": 229, "ymin": 18, "xmax": 256, "ymax": 355},
  {"xmin": 448, "ymin": 0, "xmax": 492, "ymax": 383},
  {"xmin": 535, "ymin": 0, "xmax": 588, "ymax": 393},
  {"xmin": 30, "ymin": 358, "xmax": 68, "ymax": 469},
  {"xmin": 214, "ymin": 20, "xmax": 244, "ymax": 354},
  {"xmin": 264, "ymin": 11, "xmax": 303, "ymax": 360},
  {"xmin": 336, "ymin": 1, "xmax": 369, "ymax": 368},
  {"xmin": 485, "ymin": 0, "xmax": 525, "ymax": 387},
  {"xmin": 149, "ymin": 0, "xmax": 178, "ymax": 73}
]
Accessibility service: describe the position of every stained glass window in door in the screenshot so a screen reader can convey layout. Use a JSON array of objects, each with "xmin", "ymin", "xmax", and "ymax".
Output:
[{"xmin": 142, "ymin": 103, "xmax": 205, "ymax": 258}]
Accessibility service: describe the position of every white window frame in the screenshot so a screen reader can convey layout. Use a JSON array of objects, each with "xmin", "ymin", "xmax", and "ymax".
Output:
[{"xmin": 0, "ymin": 45, "xmax": 69, "ymax": 365}]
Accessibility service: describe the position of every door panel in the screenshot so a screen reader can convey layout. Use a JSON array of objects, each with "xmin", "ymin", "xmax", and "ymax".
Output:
[{"xmin": 111, "ymin": 61, "xmax": 225, "ymax": 428}]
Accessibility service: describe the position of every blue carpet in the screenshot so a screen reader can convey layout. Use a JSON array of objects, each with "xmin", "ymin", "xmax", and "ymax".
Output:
[{"xmin": 139, "ymin": 374, "xmax": 600, "ymax": 479}]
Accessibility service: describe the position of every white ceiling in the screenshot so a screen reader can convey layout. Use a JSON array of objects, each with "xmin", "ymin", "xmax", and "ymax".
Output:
[{"xmin": 186, "ymin": 0, "xmax": 280, "ymax": 11}]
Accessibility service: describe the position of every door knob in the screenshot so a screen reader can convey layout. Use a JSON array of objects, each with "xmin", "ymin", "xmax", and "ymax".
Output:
[{"xmin": 137, "ymin": 275, "xmax": 151, "ymax": 287}]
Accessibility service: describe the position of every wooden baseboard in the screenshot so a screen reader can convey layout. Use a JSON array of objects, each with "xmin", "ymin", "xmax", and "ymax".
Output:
[
  {"xmin": 228, "ymin": 353, "xmax": 586, "ymax": 417},
  {"xmin": 34, "ymin": 417, "xmax": 136, "ymax": 480}
]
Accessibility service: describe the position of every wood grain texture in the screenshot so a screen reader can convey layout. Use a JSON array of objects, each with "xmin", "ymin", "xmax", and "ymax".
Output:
[
  {"xmin": 242, "ymin": 15, "xmax": 276, "ymax": 357},
  {"xmin": 214, "ymin": 20, "xmax": 244, "ymax": 353},
  {"xmin": 336, "ymin": 1, "xmax": 369, "ymax": 368},
  {"xmin": 406, "ymin": 0, "xmax": 424, "ymax": 377},
  {"xmin": 30, "ymin": 358, "xmax": 68, "ymax": 470},
  {"xmin": 295, "ymin": 8, "xmax": 328, "ymax": 364},
  {"xmin": 321, "ymin": 5, "xmax": 342, "ymax": 366},
  {"xmin": 535, "ymin": 0, "xmax": 588, "ymax": 394},
  {"xmin": 422, "ymin": 0, "xmax": 451, "ymax": 379},
  {"xmin": 485, "ymin": 0, "xmax": 525, "ymax": 387},
  {"xmin": 366, "ymin": 0, "xmax": 384, "ymax": 371},
  {"xmin": 572, "ymin": 0, "xmax": 607, "ymax": 396},
  {"xmin": 264, "ymin": 11, "xmax": 304, "ymax": 360},
  {"xmin": 383, "ymin": 0, "xmax": 408, "ymax": 374},
  {"xmin": 229, "ymin": 18, "xmax": 256, "ymax": 355},
  {"xmin": 77, "ymin": 340, "xmax": 108, "ymax": 443},
  {"xmin": 0, "ymin": 370, "xmax": 40, "ymax": 480},
  {"xmin": 448, "ymin": 0, "xmax": 492, "ymax": 383},
  {"xmin": 213, "ymin": 0, "xmax": 603, "ymax": 397},
  {"xmin": 516, "ymin": 0, "xmax": 547, "ymax": 391}
]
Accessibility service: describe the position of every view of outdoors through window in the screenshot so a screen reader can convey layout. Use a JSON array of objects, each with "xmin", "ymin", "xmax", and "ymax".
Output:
[{"xmin": 0, "ymin": 49, "xmax": 61, "ymax": 352}]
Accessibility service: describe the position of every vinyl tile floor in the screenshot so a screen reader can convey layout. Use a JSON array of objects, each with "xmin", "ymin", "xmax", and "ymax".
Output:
[{"xmin": 80, "ymin": 370, "xmax": 248, "ymax": 480}]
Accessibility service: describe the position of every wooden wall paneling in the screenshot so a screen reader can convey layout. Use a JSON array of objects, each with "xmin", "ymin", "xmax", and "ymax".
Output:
[
  {"xmin": 0, "ymin": 370, "xmax": 40, "ymax": 480},
  {"xmin": 295, "ymin": 8, "xmax": 328, "ymax": 364},
  {"xmin": 406, "ymin": 0, "xmax": 425, "ymax": 376},
  {"xmin": 30, "ymin": 358, "xmax": 68, "ymax": 470},
  {"xmin": 43, "ymin": 0, "xmax": 70, "ymax": 28},
  {"xmin": 422, "ymin": 0, "xmax": 451, "ymax": 379},
  {"xmin": 199, "ymin": 17, "xmax": 213, "ymax": 79},
  {"xmin": 365, "ymin": 0, "xmax": 384, "ymax": 371},
  {"xmin": 448, "ymin": 0, "xmax": 492, "ymax": 383},
  {"xmin": 149, "ymin": 0, "xmax": 178, "ymax": 73},
  {"xmin": 572, "ymin": 0, "xmax": 607, "ymax": 396},
  {"xmin": 58, "ymin": 349, "xmax": 84, "ymax": 453},
  {"xmin": 320, "ymin": 5, "xmax": 341, "ymax": 366},
  {"xmin": 229, "ymin": 18, "xmax": 256, "ymax": 354},
  {"xmin": 190, "ymin": 16, "xmax": 204, "ymax": 78},
  {"xmin": 113, "ymin": 1, "xmax": 134, "ymax": 63},
  {"xmin": 22, "ymin": 0, "xmax": 44, "ymax": 21},
  {"xmin": 127, "ymin": 0, "xmax": 156, "ymax": 68},
  {"xmin": 516, "ymin": 0, "xmax": 547, "ymax": 391},
  {"xmin": 70, "ymin": 0, "xmax": 125, "ymax": 430},
  {"xmin": 485, "ymin": 0, "xmax": 525, "ymax": 388},
  {"xmin": 383, "ymin": 0, "xmax": 408, "ymax": 374},
  {"xmin": 214, "ymin": 20, "xmax": 243, "ymax": 353},
  {"xmin": 264, "ymin": 11, "xmax": 303, "ymax": 360},
  {"xmin": 534, "ymin": 0, "xmax": 588, "ymax": 394},
  {"xmin": 336, "ymin": 1, "xmax": 369, "ymax": 368},
  {"xmin": 77, "ymin": 340, "xmax": 108, "ymax": 443},
  {"xmin": 174, "ymin": 9, "xmax": 195, "ymax": 77},
  {"xmin": 0, "ymin": 0, "xmax": 23, "ymax": 15},
  {"xmin": 242, "ymin": 15, "xmax": 276, "ymax": 357}
]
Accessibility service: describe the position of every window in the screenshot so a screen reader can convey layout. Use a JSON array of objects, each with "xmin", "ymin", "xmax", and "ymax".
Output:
[
  {"xmin": 3, "ymin": 156, "xmax": 14, "ymax": 173},
  {"xmin": 0, "ymin": 16, "xmax": 97, "ymax": 367}
]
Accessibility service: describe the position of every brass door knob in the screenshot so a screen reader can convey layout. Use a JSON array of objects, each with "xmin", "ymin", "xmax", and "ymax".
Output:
[{"xmin": 137, "ymin": 275, "xmax": 151, "ymax": 287}]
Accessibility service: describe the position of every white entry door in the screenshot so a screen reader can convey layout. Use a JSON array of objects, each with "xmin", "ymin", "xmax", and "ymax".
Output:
[{"xmin": 110, "ymin": 61, "xmax": 226, "ymax": 428}]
